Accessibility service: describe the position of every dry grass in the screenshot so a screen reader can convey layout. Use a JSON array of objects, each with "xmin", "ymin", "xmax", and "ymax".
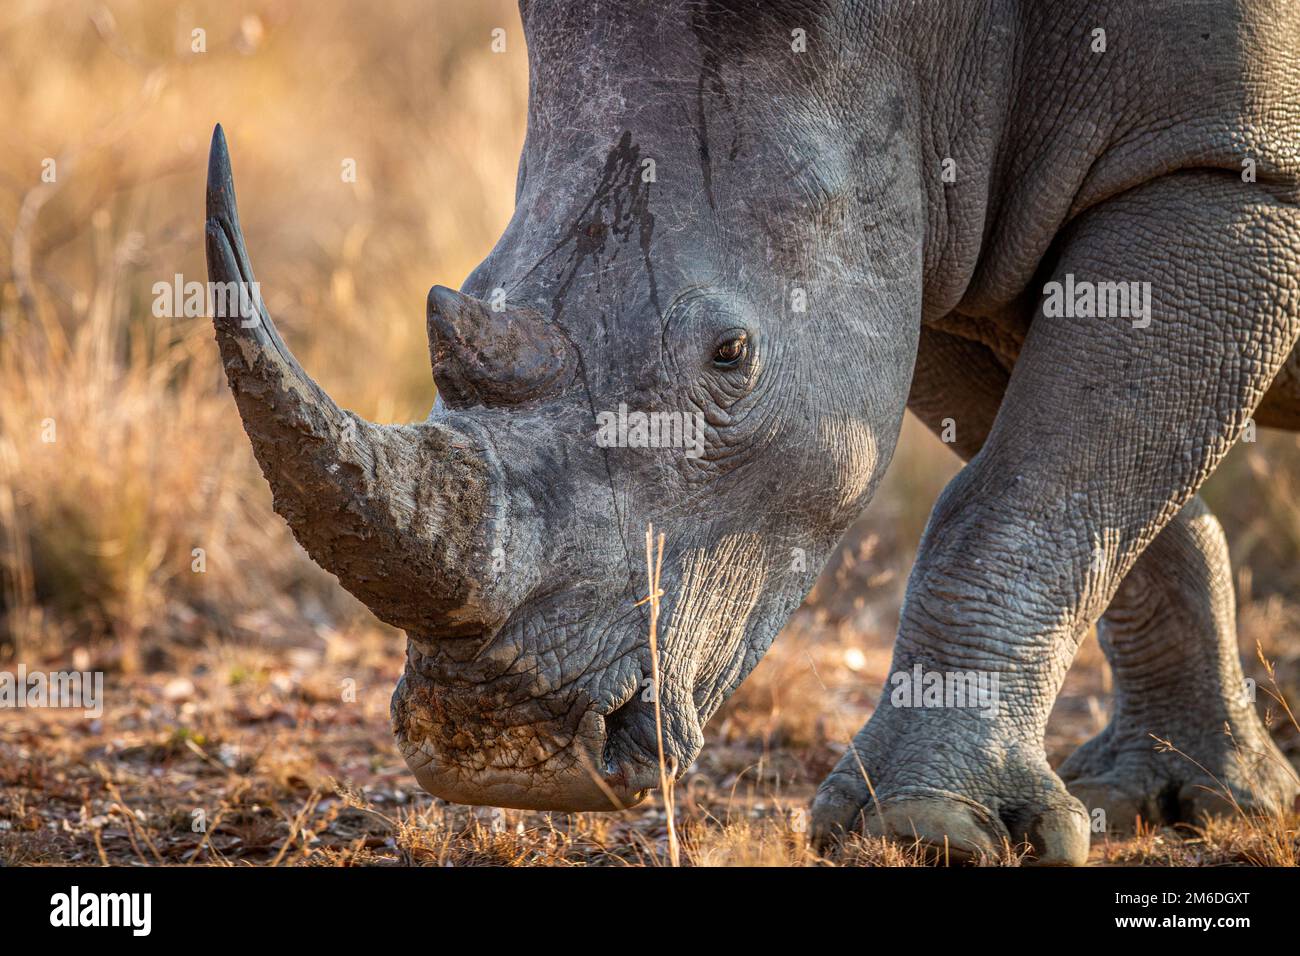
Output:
[
  {"xmin": 0, "ymin": 0, "xmax": 529, "ymax": 662},
  {"xmin": 1, "ymin": 0, "xmax": 1299, "ymax": 866},
  {"xmin": 5, "ymin": 619, "xmax": 1290, "ymax": 867}
]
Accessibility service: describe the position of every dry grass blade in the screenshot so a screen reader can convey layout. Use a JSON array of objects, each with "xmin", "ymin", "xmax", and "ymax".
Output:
[
  {"xmin": 644, "ymin": 523, "xmax": 678, "ymax": 867},
  {"xmin": 271, "ymin": 790, "xmax": 322, "ymax": 867}
]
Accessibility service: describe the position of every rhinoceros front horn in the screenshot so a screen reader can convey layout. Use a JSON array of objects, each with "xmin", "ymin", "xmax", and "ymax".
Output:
[{"xmin": 204, "ymin": 124, "xmax": 506, "ymax": 638}]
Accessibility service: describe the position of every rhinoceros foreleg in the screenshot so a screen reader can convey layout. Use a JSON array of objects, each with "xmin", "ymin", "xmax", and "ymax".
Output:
[
  {"xmin": 813, "ymin": 170, "xmax": 1300, "ymax": 865},
  {"xmin": 1059, "ymin": 495, "xmax": 1299, "ymax": 832},
  {"xmin": 902, "ymin": 331, "xmax": 1297, "ymax": 837}
]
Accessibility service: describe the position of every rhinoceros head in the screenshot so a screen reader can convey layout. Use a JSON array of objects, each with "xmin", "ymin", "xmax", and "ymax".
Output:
[{"xmin": 206, "ymin": 1, "xmax": 922, "ymax": 810}]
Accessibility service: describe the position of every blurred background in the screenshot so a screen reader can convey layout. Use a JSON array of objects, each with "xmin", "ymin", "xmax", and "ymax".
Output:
[{"xmin": 1, "ymin": 0, "xmax": 1297, "ymax": 864}]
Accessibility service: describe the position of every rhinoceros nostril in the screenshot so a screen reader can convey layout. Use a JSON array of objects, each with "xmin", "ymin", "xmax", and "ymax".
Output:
[{"xmin": 600, "ymin": 691, "xmax": 668, "ymax": 779}]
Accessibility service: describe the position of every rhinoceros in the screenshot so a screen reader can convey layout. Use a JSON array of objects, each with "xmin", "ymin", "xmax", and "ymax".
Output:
[{"xmin": 204, "ymin": 0, "xmax": 1300, "ymax": 864}]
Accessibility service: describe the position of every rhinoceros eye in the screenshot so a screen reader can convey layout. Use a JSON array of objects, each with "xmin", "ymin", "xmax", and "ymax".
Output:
[{"xmin": 711, "ymin": 329, "xmax": 748, "ymax": 368}]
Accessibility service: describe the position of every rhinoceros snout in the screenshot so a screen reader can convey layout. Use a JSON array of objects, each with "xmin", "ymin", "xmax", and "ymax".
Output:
[{"xmin": 389, "ymin": 651, "xmax": 699, "ymax": 812}]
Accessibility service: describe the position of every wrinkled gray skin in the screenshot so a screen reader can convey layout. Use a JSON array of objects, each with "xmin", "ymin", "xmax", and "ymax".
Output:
[{"xmin": 206, "ymin": 0, "xmax": 1300, "ymax": 864}]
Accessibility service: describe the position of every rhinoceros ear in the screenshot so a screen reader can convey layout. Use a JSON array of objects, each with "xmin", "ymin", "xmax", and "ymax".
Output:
[{"xmin": 426, "ymin": 286, "xmax": 574, "ymax": 408}]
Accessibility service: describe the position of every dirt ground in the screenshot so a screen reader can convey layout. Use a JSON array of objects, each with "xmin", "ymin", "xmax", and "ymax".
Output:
[{"xmin": 4, "ymin": 579, "xmax": 1297, "ymax": 867}]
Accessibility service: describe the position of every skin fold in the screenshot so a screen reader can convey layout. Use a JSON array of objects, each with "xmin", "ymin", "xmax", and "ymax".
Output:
[{"xmin": 208, "ymin": 0, "xmax": 1300, "ymax": 863}]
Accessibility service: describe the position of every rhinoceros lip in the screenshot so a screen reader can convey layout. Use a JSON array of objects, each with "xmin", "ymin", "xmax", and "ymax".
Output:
[
  {"xmin": 394, "ymin": 698, "xmax": 651, "ymax": 811},
  {"xmin": 391, "ymin": 654, "xmax": 657, "ymax": 811}
]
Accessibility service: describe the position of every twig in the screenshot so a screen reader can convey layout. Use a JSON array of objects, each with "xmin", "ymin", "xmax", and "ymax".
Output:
[
  {"xmin": 643, "ymin": 524, "xmax": 679, "ymax": 867},
  {"xmin": 92, "ymin": 826, "xmax": 109, "ymax": 867},
  {"xmin": 271, "ymin": 791, "xmax": 322, "ymax": 867},
  {"xmin": 101, "ymin": 777, "xmax": 163, "ymax": 864}
]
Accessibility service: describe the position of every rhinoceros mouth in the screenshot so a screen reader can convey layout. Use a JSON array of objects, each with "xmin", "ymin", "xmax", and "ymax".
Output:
[
  {"xmin": 395, "ymin": 708, "xmax": 647, "ymax": 812},
  {"xmin": 391, "ymin": 652, "xmax": 674, "ymax": 811}
]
